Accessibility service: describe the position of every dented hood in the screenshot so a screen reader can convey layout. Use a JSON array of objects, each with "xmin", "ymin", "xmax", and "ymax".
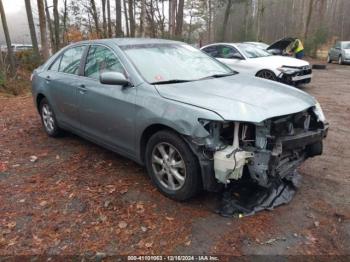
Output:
[{"xmin": 155, "ymin": 74, "xmax": 316, "ymax": 123}]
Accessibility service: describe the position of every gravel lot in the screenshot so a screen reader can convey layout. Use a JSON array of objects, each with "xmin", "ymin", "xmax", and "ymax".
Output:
[{"xmin": 0, "ymin": 62, "xmax": 349, "ymax": 256}]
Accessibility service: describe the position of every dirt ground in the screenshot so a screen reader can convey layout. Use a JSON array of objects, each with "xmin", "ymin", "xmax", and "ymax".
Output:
[{"xmin": 0, "ymin": 62, "xmax": 350, "ymax": 257}]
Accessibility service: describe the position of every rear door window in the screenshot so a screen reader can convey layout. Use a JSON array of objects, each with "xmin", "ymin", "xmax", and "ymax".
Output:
[
  {"xmin": 59, "ymin": 46, "xmax": 85, "ymax": 75},
  {"xmin": 84, "ymin": 45, "xmax": 125, "ymax": 80}
]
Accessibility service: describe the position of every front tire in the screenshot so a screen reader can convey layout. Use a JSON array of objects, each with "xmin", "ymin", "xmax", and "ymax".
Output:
[
  {"xmin": 256, "ymin": 70, "xmax": 277, "ymax": 81},
  {"xmin": 145, "ymin": 130, "xmax": 201, "ymax": 201},
  {"xmin": 39, "ymin": 98, "xmax": 63, "ymax": 137},
  {"xmin": 339, "ymin": 56, "xmax": 343, "ymax": 65},
  {"xmin": 327, "ymin": 55, "xmax": 332, "ymax": 63}
]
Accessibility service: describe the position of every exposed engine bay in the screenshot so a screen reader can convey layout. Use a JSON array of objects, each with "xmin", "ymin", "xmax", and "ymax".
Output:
[{"xmin": 191, "ymin": 106, "xmax": 328, "ymax": 195}]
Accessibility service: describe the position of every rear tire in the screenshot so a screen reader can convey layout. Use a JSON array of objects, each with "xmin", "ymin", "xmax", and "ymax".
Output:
[
  {"xmin": 145, "ymin": 130, "xmax": 201, "ymax": 201},
  {"xmin": 256, "ymin": 70, "xmax": 277, "ymax": 81},
  {"xmin": 339, "ymin": 56, "xmax": 343, "ymax": 65},
  {"xmin": 39, "ymin": 98, "xmax": 63, "ymax": 137}
]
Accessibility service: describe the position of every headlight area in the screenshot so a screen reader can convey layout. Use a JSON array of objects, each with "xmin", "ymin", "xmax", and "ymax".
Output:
[{"xmin": 194, "ymin": 109, "xmax": 328, "ymax": 189}]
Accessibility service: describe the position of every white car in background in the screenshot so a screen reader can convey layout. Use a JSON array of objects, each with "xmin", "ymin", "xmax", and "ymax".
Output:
[{"xmin": 201, "ymin": 43, "xmax": 312, "ymax": 86}]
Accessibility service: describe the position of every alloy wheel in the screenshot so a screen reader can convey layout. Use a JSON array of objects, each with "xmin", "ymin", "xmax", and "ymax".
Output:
[
  {"xmin": 257, "ymin": 70, "xmax": 276, "ymax": 80},
  {"xmin": 151, "ymin": 142, "xmax": 186, "ymax": 191},
  {"xmin": 41, "ymin": 104, "xmax": 55, "ymax": 133}
]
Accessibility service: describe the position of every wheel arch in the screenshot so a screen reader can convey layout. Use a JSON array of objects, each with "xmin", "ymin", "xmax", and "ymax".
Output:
[
  {"xmin": 139, "ymin": 123, "xmax": 180, "ymax": 163},
  {"xmin": 255, "ymin": 69, "xmax": 277, "ymax": 78},
  {"xmin": 36, "ymin": 93, "xmax": 46, "ymax": 112}
]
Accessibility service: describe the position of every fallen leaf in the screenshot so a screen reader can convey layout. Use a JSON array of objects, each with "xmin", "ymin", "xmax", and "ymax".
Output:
[
  {"xmin": 39, "ymin": 200, "xmax": 48, "ymax": 207},
  {"xmin": 118, "ymin": 221, "xmax": 128, "ymax": 229},
  {"xmin": 165, "ymin": 216, "xmax": 174, "ymax": 221},
  {"xmin": 145, "ymin": 242, "xmax": 153, "ymax": 248},
  {"xmin": 0, "ymin": 162, "xmax": 7, "ymax": 172},
  {"xmin": 29, "ymin": 155, "xmax": 38, "ymax": 163},
  {"xmin": 7, "ymin": 222, "xmax": 16, "ymax": 229}
]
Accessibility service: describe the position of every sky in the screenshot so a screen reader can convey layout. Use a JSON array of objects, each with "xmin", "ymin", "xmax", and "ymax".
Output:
[{"xmin": 0, "ymin": 0, "xmax": 31, "ymax": 45}]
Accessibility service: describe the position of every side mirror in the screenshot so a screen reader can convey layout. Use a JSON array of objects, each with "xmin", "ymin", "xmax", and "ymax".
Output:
[{"xmin": 100, "ymin": 72, "xmax": 130, "ymax": 86}]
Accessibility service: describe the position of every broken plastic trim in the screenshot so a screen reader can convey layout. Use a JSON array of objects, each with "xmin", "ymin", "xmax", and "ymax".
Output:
[{"xmin": 216, "ymin": 170, "xmax": 302, "ymax": 217}]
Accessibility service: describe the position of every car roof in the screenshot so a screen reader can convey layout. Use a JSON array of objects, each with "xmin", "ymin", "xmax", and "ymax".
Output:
[{"xmin": 70, "ymin": 38, "xmax": 184, "ymax": 47}]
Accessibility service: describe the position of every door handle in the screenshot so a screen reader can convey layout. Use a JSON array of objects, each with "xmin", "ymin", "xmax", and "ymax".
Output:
[
  {"xmin": 78, "ymin": 84, "xmax": 87, "ymax": 94},
  {"xmin": 45, "ymin": 76, "xmax": 51, "ymax": 82}
]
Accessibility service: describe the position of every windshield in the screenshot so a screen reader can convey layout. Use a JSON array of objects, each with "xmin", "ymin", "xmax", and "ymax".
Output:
[
  {"xmin": 121, "ymin": 44, "xmax": 234, "ymax": 83},
  {"xmin": 343, "ymin": 42, "xmax": 350, "ymax": 49},
  {"xmin": 237, "ymin": 44, "xmax": 272, "ymax": 58}
]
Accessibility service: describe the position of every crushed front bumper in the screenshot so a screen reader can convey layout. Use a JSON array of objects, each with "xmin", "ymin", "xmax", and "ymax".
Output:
[{"xmin": 278, "ymin": 66, "xmax": 313, "ymax": 86}]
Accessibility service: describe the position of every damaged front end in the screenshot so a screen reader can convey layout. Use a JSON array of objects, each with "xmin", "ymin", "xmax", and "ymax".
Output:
[
  {"xmin": 189, "ymin": 104, "xmax": 328, "ymax": 215},
  {"xmin": 277, "ymin": 65, "xmax": 313, "ymax": 86}
]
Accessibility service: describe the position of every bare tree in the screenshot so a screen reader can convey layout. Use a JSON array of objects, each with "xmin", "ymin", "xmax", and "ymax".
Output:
[
  {"xmin": 175, "ymin": 0, "xmax": 184, "ymax": 37},
  {"xmin": 102, "ymin": 0, "xmax": 107, "ymax": 37},
  {"xmin": 38, "ymin": 0, "xmax": 50, "ymax": 59},
  {"xmin": 115, "ymin": 0, "xmax": 123, "ymax": 36},
  {"xmin": 107, "ymin": 0, "xmax": 112, "ymax": 37},
  {"xmin": 90, "ymin": 0, "xmax": 102, "ymax": 37},
  {"xmin": 62, "ymin": 0, "xmax": 68, "ymax": 44},
  {"xmin": 304, "ymin": 0, "xmax": 314, "ymax": 40},
  {"xmin": 0, "ymin": 0, "xmax": 15, "ymax": 75},
  {"xmin": 0, "ymin": 45, "xmax": 4, "ymax": 77},
  {"xmin": 175, "ymin": 0, "xmax": 185, "ymax": 37},
  {"xmin": 169, "ymin": 0, "xmax": 177, "ymax": 36},
  {"xmin": 221, "ymin": 0, "xmax": 233, "ymax": 41},
  {"xmin": 123, "ymin": 0, "xmax": 130, "ymax": 36},
  {"xmin": 44, "ymin": 0, "xmax": 55, "ymax": 51},
  {"xmin": 139, "ymin": 0, "xmax": 146, "ymax": 36},
  {"xmin": 24, "ymin": 0, "xmax": 40, "ymax": 60},
  {"xmin": 128, "ymin": 0, "xmax": 135, "ymax": 37},
  {"xmin": 53, "ymin": 0, "xmax": 60, "ymax": 51}
]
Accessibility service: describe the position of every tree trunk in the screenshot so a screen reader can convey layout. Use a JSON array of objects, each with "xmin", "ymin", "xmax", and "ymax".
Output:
[
  {"xmin": 139, "ymin": 0, "xmax": 146, "ymax": 36},
  {"xmin": 123, "ymin": 0, "xmax": 130, "ymax": 36},
  {"xmin": 44, "ymin": 0, "xmax": 54, "ymax": 53},
  {"xmin": 221, "ymin": 0, "xmax": 233, "ymax": 41},
  {"xmin": 101, "ymin": 0, "xmax": 107, "ymax": 37},
  {"xmin": 90, "ymin": 0, "xmax": 101, "ymax": 37},
  {"xmin": 304, "ymin": 0, "xmax": 314, "ymax": 40},
  {"xmin": 208, "ymin": 0, "xmax": 212, "ymax": 42},
  {"xmin": 115, "ymin": 0, "xmax": 122, "ymax": 36},
  {"xmin": 107, "ymin": 0, "xmax": 112, "ymax": 37},
  {"xmin": 0, "ymin": 0, "xmax": 15, "ymax": 76},
  {"xmin": 62, "ymin": 0, "xmax": 68, "ymax": 44},
  {"xmin": 37, "ymin": 0, "xmax": 50, "ymax": 60},
  {"xmin": 24, "ymin": 0, "xmax": 40, "ymax": 60},
  {"xmin": 0, "ymin": 46, "xmax": 4, "ymax": 78},
  {"xmin": 175, "ymin": 0, "xmax": 184, "ymax": 37},
  {"xmin": 170, "ymin": 0, "xmax": 177, "ymax": 36},
  {"xmin": 53, "ymin": 0, "xmax": 60, "ymax": 51},
  {"xmin": 128, "ymin": 0, "xmax": 135, "ymax": 37}
]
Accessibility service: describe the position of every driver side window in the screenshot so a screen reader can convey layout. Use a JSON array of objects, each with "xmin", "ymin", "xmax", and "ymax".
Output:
[
  {"xmin": 217, "ymin": 46, "xmax": 240, "ymax": 59},
  {"xmin": 84, "ymin": 45, "xmax": 125, "ymax": 80}
]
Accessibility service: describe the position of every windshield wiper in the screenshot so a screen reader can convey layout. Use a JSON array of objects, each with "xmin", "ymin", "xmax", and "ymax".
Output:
[
  {"xmin": 151, "ymin": 79, "xmax": 192, "ymax": 85},
  {"xmin": 198, "ymin": 72, "xmax": 236, "ymax": 80}
]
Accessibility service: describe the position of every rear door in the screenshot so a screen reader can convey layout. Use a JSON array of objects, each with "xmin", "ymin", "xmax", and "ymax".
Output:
[
  {"xmin": 78, "ymin": 44, "xmax": 137, "ymax": 156},
  {"xmin": 45, "ymin": 45, "xmax": 86, "ymax": 129}
]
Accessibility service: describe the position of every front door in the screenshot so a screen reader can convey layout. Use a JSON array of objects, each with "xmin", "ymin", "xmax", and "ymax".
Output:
[{"xmin": 78, "ymin": 45, "xmax": 136, "ymax": 156}]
